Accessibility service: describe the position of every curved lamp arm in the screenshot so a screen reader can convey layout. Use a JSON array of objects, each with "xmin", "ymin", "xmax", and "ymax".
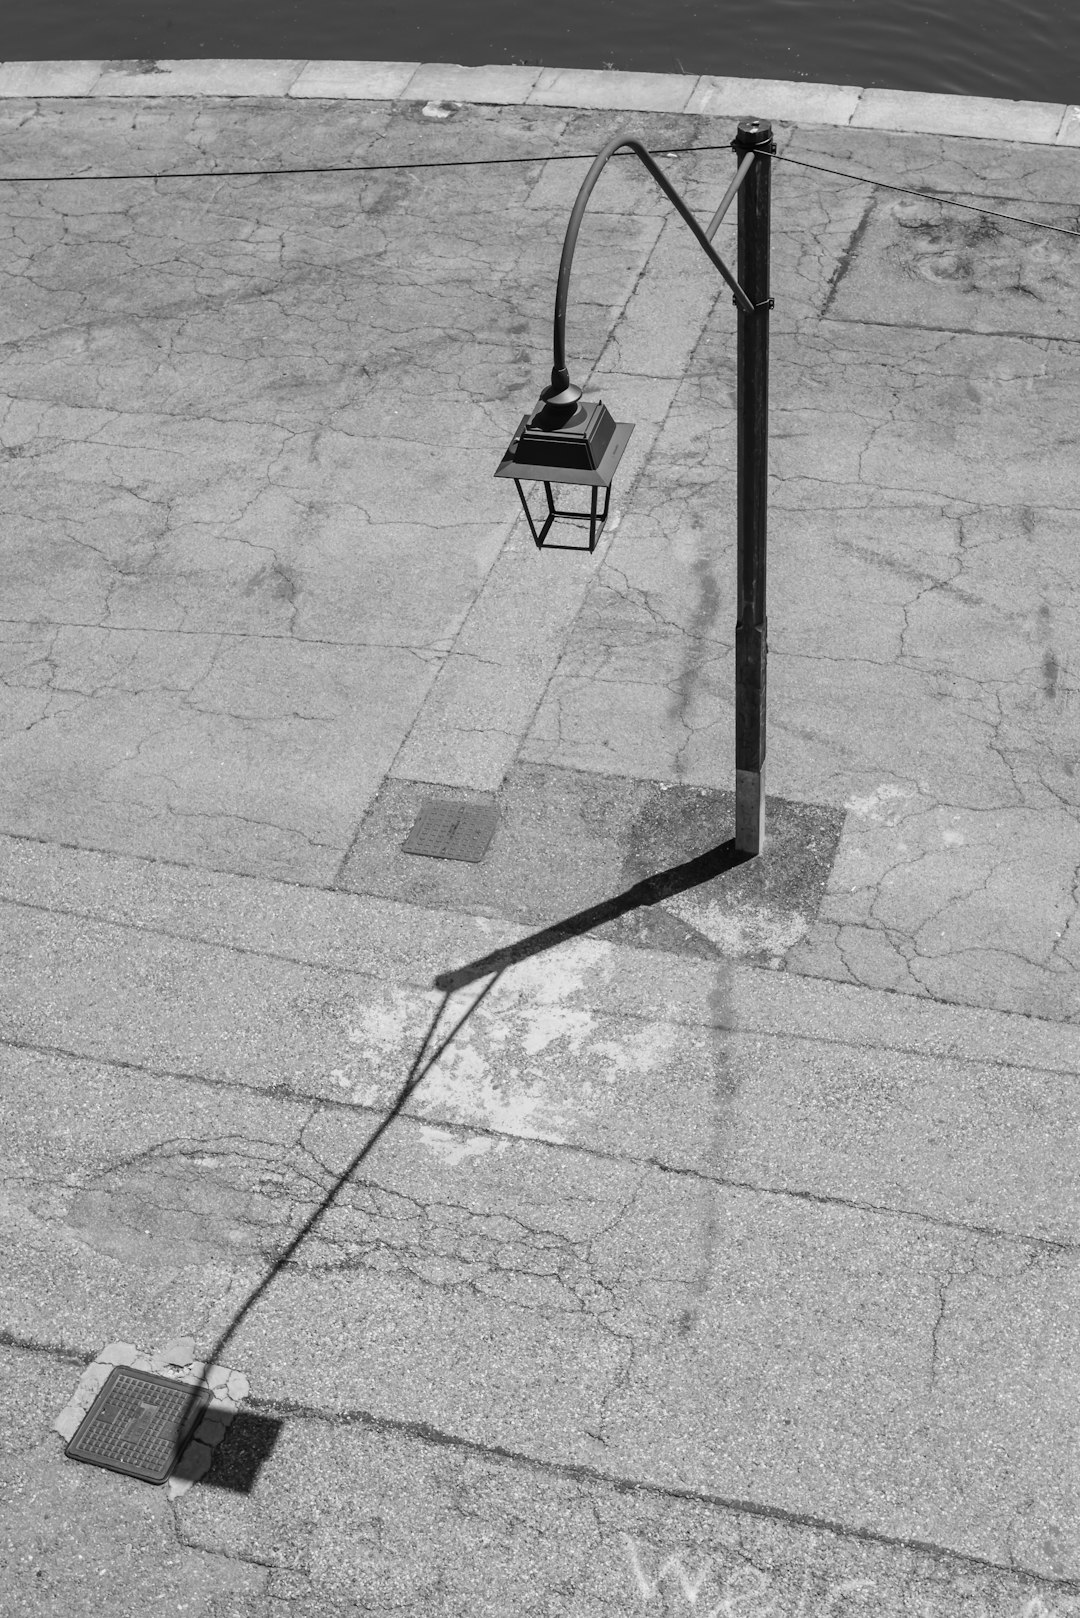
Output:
[{"xmin": 544, "ymin": 132, "xmax": 757, "ymax": 405}]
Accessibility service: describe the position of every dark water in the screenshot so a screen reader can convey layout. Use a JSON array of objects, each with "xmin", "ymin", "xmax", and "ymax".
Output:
[{"xmin": 2, "ymin": 0, "xmax": 1077, "ymax": 106}]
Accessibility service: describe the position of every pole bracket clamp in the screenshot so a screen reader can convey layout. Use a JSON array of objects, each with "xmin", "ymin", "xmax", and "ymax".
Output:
[{"xmin": 732, "ymin": 295, "xmax": 775, "ymax": 311}]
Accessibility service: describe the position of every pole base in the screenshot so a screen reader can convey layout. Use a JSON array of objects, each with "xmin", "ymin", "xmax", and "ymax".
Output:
[{"xmin": 735, "ymin": 765, "xmax": 766, "ymax": 855}]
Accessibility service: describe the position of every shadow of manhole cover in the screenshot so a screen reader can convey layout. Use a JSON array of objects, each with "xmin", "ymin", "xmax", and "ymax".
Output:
[
  {"xmin": 402, "ymin": 799, "xmax": 498, "ymax": 862},
  {"xmin": 65, "ymin": 1366, "xmax": 209, "ymax": 1483}
]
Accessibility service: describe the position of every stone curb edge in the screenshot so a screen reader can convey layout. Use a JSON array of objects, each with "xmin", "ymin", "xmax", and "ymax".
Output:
[{"xmin": 0, "ymin": 59, "xmax": 1078, "ymax": 146}]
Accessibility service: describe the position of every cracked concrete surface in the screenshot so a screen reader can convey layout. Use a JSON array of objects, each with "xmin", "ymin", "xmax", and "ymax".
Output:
[{"xmin": 1, "ymin": 91, "xmax": 1079, "ymax": 1617}]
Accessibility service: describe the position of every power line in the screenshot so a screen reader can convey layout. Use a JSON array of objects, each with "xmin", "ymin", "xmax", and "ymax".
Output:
[
  {"xmin": 0, "ymin": 138, "xmax": 1078, "ymax": 240},
  {"xmin": 763, "ymin": 149, "xmax": 1080, "ymax": 239},
  {"xmin": 0, "ymin": 151, "xmax": 596, "ymax": 183}
]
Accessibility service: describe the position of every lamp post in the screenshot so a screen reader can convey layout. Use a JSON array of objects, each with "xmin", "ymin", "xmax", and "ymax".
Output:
[
  {"xmin": 732, "ymin": 118, "xmax": 774, "ymax": 855},
  {"xmin": 496, "ymin": 119, "xmax": 775, "ymax": 854}
]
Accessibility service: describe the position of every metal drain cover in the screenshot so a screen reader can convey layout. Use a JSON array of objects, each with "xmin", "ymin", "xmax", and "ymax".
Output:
[
  {"xmin": 64, "ymin": 1365, "xmax": 210, "ymax": 1484},
  {"xmin": 402, "ymin": 799, "xmax": 498, "ymax": 863}
]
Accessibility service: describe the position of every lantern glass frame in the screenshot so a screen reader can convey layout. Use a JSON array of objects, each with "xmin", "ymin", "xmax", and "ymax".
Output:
[
  {"xmin": 494, "ymin": 414, "xmax": 633, "ymax": 553},
  {"xmin": 512, "ymin": 478, "xmax": 607, "ymax": 552}
]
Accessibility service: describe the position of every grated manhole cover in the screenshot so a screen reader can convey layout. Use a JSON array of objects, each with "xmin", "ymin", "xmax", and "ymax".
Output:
[
  {"xmin": 65, "ymin": 1365, "xmax": 210, "ymax": 1484},
  {"xmin": 402, "ymin": 799, "xmax": 498, "ymax": 863}
]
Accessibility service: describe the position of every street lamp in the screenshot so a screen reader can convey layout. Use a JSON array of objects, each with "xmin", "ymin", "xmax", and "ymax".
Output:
[{"xmin": 496, "ymin": 119, "xmax": 775, "ymax": 853}]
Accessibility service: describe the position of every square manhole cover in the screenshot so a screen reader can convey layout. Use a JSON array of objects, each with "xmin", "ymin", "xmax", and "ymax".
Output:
[
  {"xmin": 65, "ymin": 1365, "xmax": 210, "ymax": 1484},
  {"xmin": 402, "ymin": 799, "xmax": 498, "ymax": 863}
]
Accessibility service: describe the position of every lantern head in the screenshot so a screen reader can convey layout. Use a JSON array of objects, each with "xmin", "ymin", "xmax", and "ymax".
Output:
[{"xmin": 495, "ymin": 379, "xmax": 634, "ymax": 552}]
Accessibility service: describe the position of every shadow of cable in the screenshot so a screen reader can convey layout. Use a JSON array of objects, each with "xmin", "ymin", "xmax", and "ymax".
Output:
[
  {"xmin": 179, "ymin": 835, "xmax": 750, "ymax": 1484},
  {"xmin": 173, "ymin": 973, "xmax": 504, "ymax": 1480}
]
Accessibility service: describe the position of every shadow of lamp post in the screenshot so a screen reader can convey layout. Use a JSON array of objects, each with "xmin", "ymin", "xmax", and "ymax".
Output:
[{"xmin": 495, "ymin": 118, "xmax": 775, "ymax": 855}]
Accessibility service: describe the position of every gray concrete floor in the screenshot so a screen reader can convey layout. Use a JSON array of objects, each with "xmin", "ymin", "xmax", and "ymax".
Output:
[{"xmin": 1, "ymin": 91, "xmax": 1078, "ymax": 1617}]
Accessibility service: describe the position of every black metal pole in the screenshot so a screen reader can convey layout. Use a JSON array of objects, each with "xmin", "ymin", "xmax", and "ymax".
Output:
[{"xmin": 732, "ymin": 118, "xmax": 774, "ymax": 855}]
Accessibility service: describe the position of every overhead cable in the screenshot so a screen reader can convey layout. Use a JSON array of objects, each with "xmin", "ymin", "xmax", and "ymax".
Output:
[{"xmin": 1, "ymin": 139, "xmax": 1077, "ymax": 239}]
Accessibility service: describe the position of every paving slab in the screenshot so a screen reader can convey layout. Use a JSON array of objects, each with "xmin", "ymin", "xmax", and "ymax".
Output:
[
  {"xmin": 0, "ymin": 60, "xmax": 105, "ymax": 97},
  {"xmin": 402, "ymin": 63, "xmax": 545, "ymax": 105},
  {"xmin": 827, "ymin": 199, "xmax": 1080, "ymax": 342},
  {"xmin": 287, "ymin": 60, "xmax": 421, "ymax": 99},
  {"xmin": 851, "ymin": 88, "xmax": 1067, "ymax": 143},
  {"xmin": 527, "ymin": 68, "xmax": 699, "ymax": 113},
  {"xmin": 89, "ymin": 58, "xmax": 305, "ymax": 96},
  {"xmin": 0, "ymin": 623, "xmax": 434, "ymax": 882},
  {"xmin": 686, "ymin": 75, "xmax": 863, "ymax": 127}
]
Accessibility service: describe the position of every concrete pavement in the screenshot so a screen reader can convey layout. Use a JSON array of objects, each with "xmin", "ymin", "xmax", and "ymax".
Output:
[{"xmin": 0, "ymin": 64, "xmax": 1078, "ymax": 1617}]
